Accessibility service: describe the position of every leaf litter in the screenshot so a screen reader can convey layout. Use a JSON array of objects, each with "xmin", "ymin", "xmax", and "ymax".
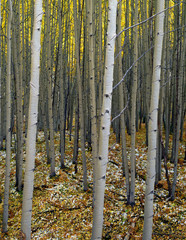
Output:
[{"xmin": 0, "ymin": 124, "xmax": 185, "ymax": 239}]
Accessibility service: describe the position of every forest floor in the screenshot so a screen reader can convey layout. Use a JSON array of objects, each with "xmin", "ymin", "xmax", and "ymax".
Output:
[{"xmin": 0, "ymin": 124, "xmax": 185, "ymax": 239}]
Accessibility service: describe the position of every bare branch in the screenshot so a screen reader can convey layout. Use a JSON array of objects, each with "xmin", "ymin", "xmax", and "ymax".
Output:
[
  {"xmin": 116, "ymin": 2, "xmax": 183, "ymax": 37},
  {"xmin": 113, "ymin": 46, "xmax": 154, "ymax": 90}
]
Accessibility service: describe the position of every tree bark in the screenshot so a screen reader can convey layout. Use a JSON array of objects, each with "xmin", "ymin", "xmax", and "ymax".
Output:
[
  {"xmin": 21, "ymin": 1, "xmax": 43, "ymax": 238},
  {"xmin": 91, "ymin": 0, "xmax": 117, "ymax": 238},
  {"xmin": 129, "ymin": 0, "xmax": 138, "ymax": 206},
  {"xmin": 87, "ymin": 0, "xmax": 98, "ymax": 203},
  {"xmin": 46, "ymin": 0, "xmax": 55, "ymax": 177},
  {"xmin": 143, "ymin": 0, "xmax": 165, "ymax": 239},
  {"xmin": 0, "ymin": 0, "xmax": 2, "ymax": 150},
  {"xmin": 73, "ymin": 0, "xmax": 88, "ymax": 191},
  {"xmin": 2, "ymin": 0, "xmax": 12, "ymax": 232},
  {"xmin": 117, "ymin": 0, "xmax": 130, "ymax": 202}
]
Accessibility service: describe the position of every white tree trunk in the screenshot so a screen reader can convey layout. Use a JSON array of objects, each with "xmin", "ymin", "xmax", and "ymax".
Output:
[
  {"xmin": 2, "ymin": 0, "xmax": 12, "ymax": 232},
  {"xmin": 21, "ymin": 1, "xmax": 43, "ymax": 238},
  {"xmin": 91, "ymin": 0, "xmax": 117, "ymax": 239},
  {"xmin": 143, "ymin": 0, "xmax": 165, "ymax": 239}
]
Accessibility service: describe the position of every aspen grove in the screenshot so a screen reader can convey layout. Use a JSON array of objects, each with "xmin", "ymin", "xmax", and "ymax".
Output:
[{"xmin": 0, "ymin": 0, "xmax": 185, "ymax": 239}]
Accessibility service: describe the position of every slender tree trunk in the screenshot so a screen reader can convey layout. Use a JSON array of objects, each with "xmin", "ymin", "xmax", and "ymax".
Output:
[
  {"xmin": 73, "ymin": 95, "xmax": 79, "ymax": 173},
  {"xmin": 21, "ymin": 1, "xmax": 43, "ymax": 238},
  {"xmin": 58, "ymin": 0, "xmax": 66, "ymax": 169},
  {"xmin": 46, "ymin": 0, "xmax": 55, "ymax": 177},
  {"xmin": 129, "ymin": 0, "xmax": 138, "ymax": 206},
  {"xmin": 91, "ymin": 0, "xmax": 117, "ymax": 238},
  {"xmin": 87, "ymin": 0, "xmax": 98, "ymax": 203},
  {"xmin": 97, "ymin": 0, "xmax": 103, "ymax": 135},
  {"xmin": 0, "ymin": 0, "xmax": 2, "ymax": 150},
  {"xmin": 2, "ymin": 0, "xmax": 12, "ymax": 232},
  {"xmin": 14, "ymin": 0, "xmax": 23, "ymax": 191},
  {"xmin": 0, "ymin": 0, "xmax": 2, "ymax": 203},
  {"xmin": 145, "ymin": 0, "xmax": 153, "ymax": 146},
  {"xmin": 164, "ymin": 0, "xmax": 170, "ymax": 158},
  {"xmin": 73, "ymin": 0, "xmax": 88, "ymax": 191},
  {"xmin": 143, "ymin": 0, "xmax": 165, "ymax": 239},
  {"xmin": 117, "ymin": 0, "xmax": 130, "ymax": 202},
  {"xmin": 170, "ymin": 1, "xmax": 183, "ymax": 199}
]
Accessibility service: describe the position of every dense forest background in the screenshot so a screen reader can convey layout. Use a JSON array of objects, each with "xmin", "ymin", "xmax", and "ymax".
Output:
[{"xmin": 0, "ymin": 0, "xmax": 185, "ymax": 239}]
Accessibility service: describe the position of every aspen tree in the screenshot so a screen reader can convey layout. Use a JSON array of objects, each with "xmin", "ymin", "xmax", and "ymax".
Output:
[
  {"xmin": 171, "ymin": 0, "xmax": 182, "ymax": 166},
  {"xmin": 171, "ymin": 0, "xmax": 184, "ymax": 200},
  {"xmin": 122, "ymin": 0, "xmax": 131, "ymax": 135},
  {"xmin": 17, "ymin": 0, "xmax": 24, "ymax": 178},
  {"xmin": 12, "ymin": 2, "xmax": 23, "ymax": 191},
  {"xmin": 2, "ymin": 0, "xmax": 12, "ymax": 232},
  {"xmin": 117, "ymin": 0, "xmax": 130, "ymax": 201},
  {"xmin": 164, "ymin": 0, "xmax": 170, "ymax": 160},
  {"xmin": 91, "ymin": 0, "xmax": 117, "ymax": 238},
  {"xmin": 180, "ymin": 2, "xmax": 186, "ymax": 141},
  {"xmin": 46, "ymin": 0, "xmax": 55, "ymax": 176},
  {"xmin": 97, "ymin": 0, "xmax": 103, "ymax": 133},
  {"xmin": 0, "ymin": 0, "xmax": 2, "ymax": 150},
  {"xmin": 143, "ymin": 0, "xmax": 165, "ymax": 239},
  {"xmin": 1, "ymin": 5, "xmax": 7, "ymax": 146},
  {"xmin": 0, "ymin": 0, "xmax": 1, "ymax": 202},
  {"xmin": 129, "ymin": 0, "xmax": 138, "ymax": 205},
  {"xmin": 87, "ymin": 0, "xmax": 98, "ymax": 200},
  {"xmin": 21, "ymin": 1, "xmax": 43, "ymax": 238},
  {"xmin": 58, "ymin": 0, "xmax": 66, "ymax": 169},
  {"xmin": 144, "ymin": 0, "xmax": 153, "ymax": 146},
  {"xmin": 73, "ymin": 0, "xmax": 88, "ymax": 191}
]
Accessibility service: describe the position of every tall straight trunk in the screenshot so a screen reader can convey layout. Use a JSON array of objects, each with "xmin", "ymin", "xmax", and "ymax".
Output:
[
  {"xmin": 46, "ymin": 0, "xmax": 55, "ymax": 177},
  {"xmin": 15, "ymin": 0, "xmax": 23, "ymax": 192},
  {"xmin": 0, "ymin": 0, "xmax": 2, "ymax": 150},
  {"xmin": 170, "ymin": 0, "xmax": 183, "ymax": 200},
  {"xmin": 58, "ymin": 0, "xmax": 65, "ymax": 169},
  {"xmin": 12, "ymin": 4, "xmax": 23, "ymax": 191},
  {"xmin": 145, "ymin": 0, "xmax": 153, "ymax": 146},
  {"xmin": 73, "ymin": 95, "xmax": 79, "ymax": 173},
  {"xmin": 171, "ymin": 0, "xmax": 181, "ymax": 164},
  {"xmin": 97, "ymin": 0, "xmax": 103, "ymax": 135},
  {"xmin": 156, "ymin": 80, "xmax": 163, "ymax": 184},
  {"xmin": 129, "ymin": 0, "xmax": 138, "ymax": 206},
  {"xmin": 2, "ymin": 0, "xmax": 12, "ymax": 232},
  {"xmin": 87, "ymin": 0, "xmax": 98, "ymax": 202},
  {"xmin": 21, "ymin": 0, "xmax": 25, "ymax": 112},
  {"xmin": 73, "ymin": 0, "xmax": 87, "ymax": 191},
  {"xmin": 143, "ymin": 0, "xmax": 165, "ymax": 239},
  {"xmin": 0, "ymin": 0, "xmax": 3, "ymax": 200},
  {"xmin": 164, "ymin": 0, "xmax": 170, "ymax": 158},
  {"xmin": 117, "ymin": 0, "xmax": 130, "ymax": 201},
  {"xmin": 91, "ymin": 0, "xmax": 117, "ymax": 238},
  {"xmin": 1, "ymin": 7, "xmax": 7, "ymax": 147},
  {"xmin": 21, "ymin": 1, "xmax": 43, "ymax": 238},
  {"xmin": 40, "ymin": 27, "xmax": 50, "ymax": 164}
]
